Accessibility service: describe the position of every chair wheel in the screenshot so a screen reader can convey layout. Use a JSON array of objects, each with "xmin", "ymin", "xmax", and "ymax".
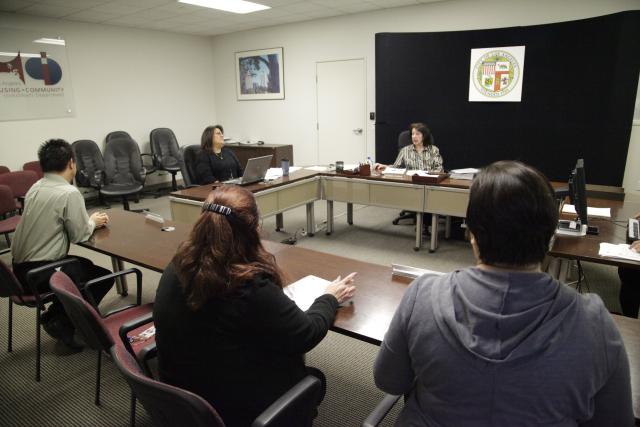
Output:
[
  {"xmin": 326, "ymin": 232, "xmax": 331, "ymax": 236},
  {"xmin": 429, "ymin": 249, "xmax": 435, "ymax": 253},
  {"xmin": 413, "ymin": 247, "xmax": 420, "ymax": 251},
  {"xmin": 392, "ymin": 219, "xmax": 399, "ymax": 225},
  {"xmin": 308, "ymin": 233, "xmax": 314, "ymax": 237}
]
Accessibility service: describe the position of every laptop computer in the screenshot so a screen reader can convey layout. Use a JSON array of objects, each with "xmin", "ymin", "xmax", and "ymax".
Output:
[{"xmin": 223, "ymin": 154, "xmax": 273, "ymax": 185}]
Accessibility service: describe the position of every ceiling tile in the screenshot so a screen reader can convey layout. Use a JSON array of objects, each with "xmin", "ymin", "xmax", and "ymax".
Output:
[
  {"xmin": 19, "ymin": 3, "xmax": 86, "ymax": 17},
  {"xmin": 0, "ymin": 0, "xmax": 38, "ymax": 12},
  {"xmin": 64, "ymin": 9, "xmax": 123, "ymax": 22}
]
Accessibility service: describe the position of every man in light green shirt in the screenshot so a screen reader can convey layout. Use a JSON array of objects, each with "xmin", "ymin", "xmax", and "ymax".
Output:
[{"xmin": 12, "ymin": 139, "xmax": 112, "ymax": 350}]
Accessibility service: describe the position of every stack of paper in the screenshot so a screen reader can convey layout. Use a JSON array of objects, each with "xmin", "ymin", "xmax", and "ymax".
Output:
[
  {"xmin": 383, "ymin": 167, "xmax": 406, "ymax": 175},
  {"xmin": 283, "ymin": 275, "xmax": 331, "ymax": 311},
  {"xmin": 561, "ymin": 204, "xmax": 611, "ymax": 218},
  {"xmin": 406, "ymin": 170, "xmax": 440, "ymax": 178},
  {"xmin": 450, "ymin": 168, "xmax": 479, "ymax": 180},
  {"xmin": 391, "ymin": 264, "xmax": 445, "ymax": 279},
  {"xmin": 599, "ymin": 243, "xmax": 640, "ymax": 262},
  {"xmin": 305, "ymin": 166, "xmax": 329, "ymax": 172},
  {"xmin": 264, "ymin": 167, "xmax": 302, "ymax": 181}
]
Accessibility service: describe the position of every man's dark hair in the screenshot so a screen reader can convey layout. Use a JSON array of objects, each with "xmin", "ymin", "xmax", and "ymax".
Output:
[
  {"xmin": 38, "ymin": 139, "xmax": 75, "ymax": 173},
  {"xmin": 466, "ymin": 160, "xmax": 558, "ymax": 266}
]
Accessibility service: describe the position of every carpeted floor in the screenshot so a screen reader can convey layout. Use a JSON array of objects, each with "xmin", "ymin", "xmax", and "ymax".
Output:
[{"xmin": 0, "ymin": 195, "xmax": 625, "ymax": 426}]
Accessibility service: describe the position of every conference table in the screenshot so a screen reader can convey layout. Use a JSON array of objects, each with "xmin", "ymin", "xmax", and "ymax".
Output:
[
  {"xmin": 169, "ymin": 169, "xmax": 471, "ymax": 252},
  {"xmin": 79, "ymin": 209, "xmax": 640, "ymax": 419}
]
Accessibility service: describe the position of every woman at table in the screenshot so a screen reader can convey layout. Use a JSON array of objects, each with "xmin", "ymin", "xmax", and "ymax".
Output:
[
  {"xmin": 154, "ymin": 185, "xmax": 356, "ymax": 426},
  {"xmin": 374, "ymin": 122, "xmax": 443, "ymax": 172},
  {"xmin": 374, "ymin": 160, "xmax": 633, "ymax": 426},
  {"xmin": 194, "ymin": 124, "xmax": 243, "ymax": 184}
]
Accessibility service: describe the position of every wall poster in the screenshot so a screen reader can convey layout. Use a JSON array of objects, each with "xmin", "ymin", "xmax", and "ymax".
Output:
[
  {"xmin": 469, "ymin": 46, "xmax": 525, "ymax": 102},
  {"xmin": 0, "ymin": 28, "xmax": 75, "ymax": 121}
]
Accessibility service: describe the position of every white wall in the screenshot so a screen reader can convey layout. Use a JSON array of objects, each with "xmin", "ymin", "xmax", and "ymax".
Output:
[
  {"xmin": 211, "ymin": 0, "xmax": 640, "ymax": 193},
  {"xmin": 0, "ymin": 13, "xmax": 217, "ymax": 184}
]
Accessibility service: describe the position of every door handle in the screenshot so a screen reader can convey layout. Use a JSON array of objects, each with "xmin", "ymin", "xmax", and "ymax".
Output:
[{"xmin": 353, "ymin": 128, "xmax": 363, "ymax": 135}]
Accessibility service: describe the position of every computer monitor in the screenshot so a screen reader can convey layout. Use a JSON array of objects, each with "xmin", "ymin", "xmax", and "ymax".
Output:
[{"xmin": 568, "ymin": 158, "xmax": 588, "ymax": 227}]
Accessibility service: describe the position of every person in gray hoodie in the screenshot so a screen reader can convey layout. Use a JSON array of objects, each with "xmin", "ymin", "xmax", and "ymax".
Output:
[{"xmin": 374, "ymin": 160, "xmax": 633, "ymax": 426}]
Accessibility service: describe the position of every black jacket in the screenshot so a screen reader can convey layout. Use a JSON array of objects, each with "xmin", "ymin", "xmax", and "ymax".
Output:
[
  {"xmin": 194, "ymin": 147, "xmax": 243, "ymax": 184},
  {"xmin": 154, "ymin": 262, "xmax": 338, "ymax": 426}
]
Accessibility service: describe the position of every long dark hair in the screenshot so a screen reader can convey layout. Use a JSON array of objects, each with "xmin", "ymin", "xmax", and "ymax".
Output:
[
  {"xmin": 200, "ymin": 124, "xmax": 224, "ymax": 152},
  {"xmin": 173, "ymin": 185, "xmax": 284, "ymax": 310},
  {"xmin": 409, "ymin": 123, "xmax": 433, "ymax": 146}
]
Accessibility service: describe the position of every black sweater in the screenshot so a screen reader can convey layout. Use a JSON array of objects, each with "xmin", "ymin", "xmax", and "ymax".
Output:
[
  {"xmin": 194, "ymin": 147, "xmax": 243, "ymax": 184},
  {"xmin": 154, "ymin": 262, "xmax": 339, "ymax": 426}
]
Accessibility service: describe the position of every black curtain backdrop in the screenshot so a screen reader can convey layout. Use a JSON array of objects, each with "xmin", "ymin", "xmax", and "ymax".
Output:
[{"xmin": 375, "ymin": 11, "xmax": 640, "ymax": 185}]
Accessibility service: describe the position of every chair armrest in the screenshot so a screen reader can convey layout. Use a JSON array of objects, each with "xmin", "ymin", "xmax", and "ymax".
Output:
[
  {"xmin": 251, "ymin": 375, "xmax": 321, "ymax": 427},
  {"xmin": 85, "ymin": 267, "xmax": 143, "ymax": 309},
  {"xmin": 362, "ymin": 394, "xmax": 401, "ymax": 427},
  {"xmin": 25, "ymin": 257, "xmax": 81, "ymax": 298},
  {"xmin": 119, "ymin": 310, "xmax": 154, "ymax": 358}
]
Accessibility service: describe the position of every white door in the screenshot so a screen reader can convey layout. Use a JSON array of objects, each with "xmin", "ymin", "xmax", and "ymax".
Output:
[{"xmin": 316, "ymin": 59, "xmax": 366, "ymax": 165}]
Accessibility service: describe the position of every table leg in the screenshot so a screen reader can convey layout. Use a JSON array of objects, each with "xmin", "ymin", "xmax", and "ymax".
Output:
[
  {"xmin": 558, "ymin": 259, "xmax": 571, "ymax": 283},
  {"xmin": 445, "ymin": 216, "xmax": 451, "ymax": 239},
  {"xmin": 414, "ymin": 212, "xmax": 423, "ymax": 251},
  {"xmin": 347, "ymin": 203, "xmax": 353, "ymax": 225},
  {"xmin": 111, "ymin": 257, "xmax": 128, "ymax": 296},
  {"xmin": 306, "ymin": 202, "xmax": 315, "ymax": 237},
  {"xmin": 326, "ymin": 200, "xmax": 334, "ymax": 235},
  {"xmin": 430, "ymin": 214, "xmax": 439, "ymax": 253},
  {"xmin": 275, "ymin": 213, "xmax": 284, "ymax": 232}
]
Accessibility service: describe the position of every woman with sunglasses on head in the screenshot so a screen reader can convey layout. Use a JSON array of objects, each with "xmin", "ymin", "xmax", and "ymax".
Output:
[{"xmin": 154, "ymin": 185, "xmax": 356, "ymax": 426}]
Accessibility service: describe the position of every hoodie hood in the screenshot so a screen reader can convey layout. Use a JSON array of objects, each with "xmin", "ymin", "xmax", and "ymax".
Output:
[{"xmin": 433, "ymin": 267, "xmax": 577, "ymax": 363}]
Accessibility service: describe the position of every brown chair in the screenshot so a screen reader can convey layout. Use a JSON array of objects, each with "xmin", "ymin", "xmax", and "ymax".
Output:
[
  {"xmin": 49, "ymin": 268, "xmax": 154, "ymax": 406},
  {"xmin": 111, "ymin": 343, "xmax": 323, "ymax": 427},
  {"xmin": 0, "ymin": 185, "xmax": 20, "ymax": 250},
  {"xmin": 0, "ymin": 170, "xmax": 39, "ymax": 213},
  {"xmin": 0, "ymin": 257, "xmax": 79, "ymax": 381},
  {"xmin": 22, "ymin": 161, "xmax": 43, "ymax": 180}
]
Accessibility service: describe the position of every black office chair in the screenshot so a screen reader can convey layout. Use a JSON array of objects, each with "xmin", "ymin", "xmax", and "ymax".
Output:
[
  {"xmin": 106, "ymin": 130, "xmax": 132, "ymax": 143},
  {"xmin": 112, "ymin": 342, "xmax": 323, "ymax": 427},
  {"xmin": 362, "ymin": 394, "xmax": 401, "ymax": 427},
  {"xmin": 72, "ymin": 139, "xmax": 110, "ymax": 207},
  {"xmin": 179, "ymin": 145, "xmax": 202, "ymax": 188},
  {"xmin": 393, "ymin": 130, "xmax": 417, "ymax": 225},
  {"xmin": 101, "ymin": 137, "xmax": 145, "ymax": 211},
  {"xmin": 150, "ymin": 128, "xmax": 182, "ymax": 191}
]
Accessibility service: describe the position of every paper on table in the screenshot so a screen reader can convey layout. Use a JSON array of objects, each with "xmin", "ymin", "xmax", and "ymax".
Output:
[
  {"xmin": 305, "ymin": 166, "xmax": 329, "ymax": 171},
  {"xmin": 450, "ymin": 168, "xmax": 479, "ymax": 174},
  {"xmin": 406, "ymin": 170, "xmax": 439, "ymax": 177},
  {"xmin": 264, "ymin": 167, "xmax": 303, "ymax": 180},
  {"xmin": 283, "ymin": 275, "xmax": 331, "ymax": 311},
  {"xmin": 343, "ymin": 164, "xmax": 359, "ymax": 171},
  {"xmin": 562, "ymin": 204, "xmax": 611, "ymax": 218},
  {"xmin": 383, "ymin": 167, "xmax": 406, "ymax": 175},
  {"xmin": 599, "ymin": 243, "xmax": 640, "ymax": 262}
]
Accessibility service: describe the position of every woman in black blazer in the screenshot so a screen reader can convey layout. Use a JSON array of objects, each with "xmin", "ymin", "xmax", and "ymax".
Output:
[
  {"xmin": 154, "ymin": 185, "xmax": 356, "ymax": 426},
  {"xmin": 194, "ymin": 124, "xmax": 243, "ymax": 184}
]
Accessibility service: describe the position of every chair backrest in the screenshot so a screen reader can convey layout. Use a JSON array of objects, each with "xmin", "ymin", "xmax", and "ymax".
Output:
[
  {"xmin": 0, "ymin": 185, "xmax": 16, "ymax": 216},
  {"xmin": 72, "ymin": 140, "xmax": 105, "ymax": 188},
  {"xmin": 103, "ymin": 138, "xmax": 144, "ymax": 185},
  {"xmin": 0, "ymin": 166, "xmax": 9, "ymax": 175},
  {"xmin": 0, "ymin": 171, "xmax": 39, "ymax": 198},
  {"xmin": 398, "ymin": 130, "xmax": 411, "ymax": 151},
  {"xmin": 106, "ymin": 130, "xmax": 131, "ymax": 143},
  {"xmin": 49, "ymin": 271, "xmax": 114, "ymax": 352},
  {"xmin": 150, "ymin": 128, "xmax": 182, "ymax": 169},
  {"xmin": 111, "ymin": 344, "xmax": 226, "ymax": 427},
  {"xmin": 0, "ymin": 258, "xmax": 25, "ymax": 298},
  {"xmin": 180, "ymin": 145, "xmax": 202, "ymax": 187},
  {"xmin": 22, "ymin": 161, "xmax": 43, "ymax": 179}
]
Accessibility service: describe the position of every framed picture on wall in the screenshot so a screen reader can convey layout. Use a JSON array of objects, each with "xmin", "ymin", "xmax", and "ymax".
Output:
[{"xmin": 235, "ymin": 47, "xmax": 284, "ymax": 100}]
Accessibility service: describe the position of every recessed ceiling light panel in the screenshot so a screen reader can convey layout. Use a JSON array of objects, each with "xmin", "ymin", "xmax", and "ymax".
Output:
[{"xmin": 178, "ymin": 0, "xmax": 270, "ymax": 14}]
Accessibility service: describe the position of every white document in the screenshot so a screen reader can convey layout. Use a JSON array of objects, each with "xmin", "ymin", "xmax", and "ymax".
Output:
[
  {"xmin": 305, "ymin": 166, "xmax": 329, "ymax": 171},
  {"xmin": 406, "ymin": 170, "xmax": 439, "ymax": 177},
  {"xmin": 599, "ymin": 243, "xmax": 640, "ymax": 262},
  {"xmin": 450, "ymin": 168, "xmax": 479, "ymax": 174},
  {"xmin": 343, "ymin": 164, "xmax": 359, "ymax": 172},
  {"xmin": 264, "ymin": 167, "xmax": 303, "ymax": 180},
  {"xmin": 561, "ymin": 204, "xmax": 611, "ymax": 218},
  {"xmin": 283, "ymin": 275, "xmax": 331, "ymax": 311},
  {"xmin": 383, "ymin": 167, "xmax": 406, "ymax": 175}
]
